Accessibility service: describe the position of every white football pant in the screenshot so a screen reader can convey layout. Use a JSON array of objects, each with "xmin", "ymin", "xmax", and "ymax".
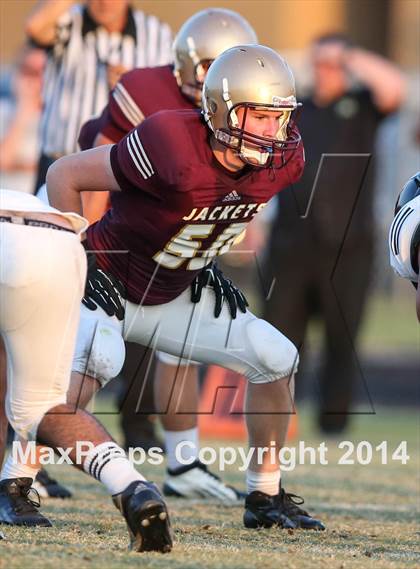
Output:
[
  {"xmin": 0, "ymin": 223, "xmax": 86, "ymax": 440},
  {"xmin": 73, "ymin": 286, "xmax": 299, "ymax": 387}
]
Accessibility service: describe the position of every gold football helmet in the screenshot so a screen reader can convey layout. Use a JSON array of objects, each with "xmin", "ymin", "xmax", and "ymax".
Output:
[
  {"xmin": 173, "ymin": 9, "xmax": 258, "ymax": 104},
  {"xmin": 202, "ymin": 45, "xmax": 301, "ymax": 167}
]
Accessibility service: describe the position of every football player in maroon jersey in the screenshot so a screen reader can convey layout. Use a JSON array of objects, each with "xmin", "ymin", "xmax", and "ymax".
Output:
[
  {"xmin": 0, "ymin": 10, "xmax": 257, "ymax": 525},
  {"xmin": 47, "ymin": 45, "xmax": 325, "ymax": 545},
  {"xmin": 77, "ymin": 8, "xmax": 258, "ymax": 503}
]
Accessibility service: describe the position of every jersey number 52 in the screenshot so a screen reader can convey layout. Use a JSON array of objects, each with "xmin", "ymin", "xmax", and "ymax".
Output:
[{"xmin": 153, "ymin": 222, "xmax": 247, "ymax": 270}]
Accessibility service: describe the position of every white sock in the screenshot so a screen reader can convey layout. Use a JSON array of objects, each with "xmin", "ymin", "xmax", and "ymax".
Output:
[
  {"xmin": 164, "ymin": 428, "xmax": 199, "ymax": 471},
  {"xmin": 1, "ymin": 453, "xmax": 39, "ymax": 481},
  {"xmin": 246, "ymin": 469, "xmax": 281, "ymax": 496},
  {"xmin": 83, "ymin": 441, "xmax": 145, "ymax": 495}
]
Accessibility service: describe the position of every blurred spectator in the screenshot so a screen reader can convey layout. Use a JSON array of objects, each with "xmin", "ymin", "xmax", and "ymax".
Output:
[
  {"xmin": 262, "ymin": 33, "xmax": 406, "ymax": 434},
  {"xmin": 0, "ymin": 47, "xmax": 45, "ymax": 190},
  {"xmin": 26, "ymin": 0, "xmax": 173, "ymax": 192}
]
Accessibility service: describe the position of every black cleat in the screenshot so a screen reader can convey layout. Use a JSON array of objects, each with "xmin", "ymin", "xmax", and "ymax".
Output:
[
  {"xmin": 244, "ymin": 488, "xmax": 325, "ymax": 530},
  {"xmin": 0, "ymin": 478, "xmax": 52, "ymax": 527},
  {"xmin": 33, "ymin": 469, "xmax": 72, "ymax": 499},
  {"xmin": 113, "ymin": 480, "xmax": 173, "ymax": 553},
  {"xmin": 244, "ymin": 491, "xmax": 297, "ymax": 529},
  {"xmin": 277, "ymin": 488, "xmax": 325, "ymax": 530}
]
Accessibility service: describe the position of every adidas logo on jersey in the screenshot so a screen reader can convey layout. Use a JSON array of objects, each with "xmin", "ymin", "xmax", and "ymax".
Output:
[{"xmin": 222, "ymin": 190, "xmax": 241, "ymax": 202}]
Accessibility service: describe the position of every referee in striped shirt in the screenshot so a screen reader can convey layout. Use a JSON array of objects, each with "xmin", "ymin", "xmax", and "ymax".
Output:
[{"xmin": 26, "ymin": 0, "xmax": 173, "ymax": 193}]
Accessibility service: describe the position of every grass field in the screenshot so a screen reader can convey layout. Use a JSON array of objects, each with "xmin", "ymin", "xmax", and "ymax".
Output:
[{"xmin": 0, "ymin": 405, "xmax": 419, "ymax": 569}]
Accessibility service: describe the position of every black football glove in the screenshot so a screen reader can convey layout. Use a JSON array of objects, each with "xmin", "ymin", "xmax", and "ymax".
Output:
[
  {"xmin": 191, "ymin": 262, "xmax": 249, "ymax": 319},
  {"xmin": 82, "ymin": 242, "xmax": 126, "ymax": 321}
]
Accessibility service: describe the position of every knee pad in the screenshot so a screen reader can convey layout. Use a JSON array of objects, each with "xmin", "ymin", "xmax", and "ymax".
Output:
[
  {"xmin": 245, "ymin": 319, "xmax": 299, "ymax": 384},
  {"xmin": 73, "ymin": 316, "xmax": 125, "ymax": 387}
]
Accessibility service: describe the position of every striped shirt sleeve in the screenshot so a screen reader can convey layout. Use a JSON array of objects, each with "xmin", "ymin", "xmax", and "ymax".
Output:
[
  {"xmin": 108, "ymin": 77, "xmax": 145, "ymax": 131},
  {"xmin": 110, "ymin": 123, "xmax": 161, "ymax": 198}
]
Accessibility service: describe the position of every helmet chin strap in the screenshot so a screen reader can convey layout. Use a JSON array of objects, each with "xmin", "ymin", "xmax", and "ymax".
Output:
[{"xmin": 239, "ymin": 142, "xmax": 270, "ymax": 166}]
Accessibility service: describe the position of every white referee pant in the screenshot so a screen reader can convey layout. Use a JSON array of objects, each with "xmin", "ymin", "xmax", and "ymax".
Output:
[
  {"xmin": 0, "ymin": 223, "xmax": 86, "ymax": 440},
  {"xmin": 73, "ymin": 286, "xmax": 299, "ymax": 388}
]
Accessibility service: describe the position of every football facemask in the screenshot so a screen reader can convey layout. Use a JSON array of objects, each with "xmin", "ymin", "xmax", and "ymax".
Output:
[
  {"xmin": 203, "ymin": 45, "xmax": 301, "ymax": 168},
  {"xmin": 179, "ymin": 58, "xmax": 214, "ymax": 104},
  {"xmin": 222, "ymin": 102, "xmax": 301, "ymax": 167}
]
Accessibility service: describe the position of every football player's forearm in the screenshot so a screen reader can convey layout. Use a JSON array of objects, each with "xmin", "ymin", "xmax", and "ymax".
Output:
[
  {"xmin": 46, "ymin": 156, "xmax": 84, "ymax": 215},
  {"xmin": 47, "ymin": 146, "xmax": 120, "ymax": 215}
]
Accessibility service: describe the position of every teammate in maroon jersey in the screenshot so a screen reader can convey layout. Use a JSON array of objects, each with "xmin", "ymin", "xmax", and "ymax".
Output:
[
  {"xmin": 78, "ymin": 65, "xmax": 191, "ymax": 152},
  {"xmin": 78, "ymin": 8, "xmax": 258, "ymax": 503},
  {"xmin": 78, "ymin": 8, "xmax": 257, "ymax": 223},
  {"xmin": 47, "ymin": 46, "xmax": 325, "ymax": 548}
]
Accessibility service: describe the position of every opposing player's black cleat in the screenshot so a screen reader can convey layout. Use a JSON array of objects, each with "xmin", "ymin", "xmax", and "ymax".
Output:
[
  {"xmin": 33, "ymin": 468, "xmax": 72, "ymax": 499},
  {"xmin": 113, "ymin": 480, "xmax": 173, "ymax": 553},
  {"xmin": 0, "ymin": 478, "xmax": 52, "ymax": 527},
  {"xmin": 244, "ymin": 488, "xmax": 325, "ymax": 530}
]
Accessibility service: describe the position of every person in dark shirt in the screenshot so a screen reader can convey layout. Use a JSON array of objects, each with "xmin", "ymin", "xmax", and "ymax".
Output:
[{"xmin": 263, "ymin": 33, "xmax": 406, "ymax": 433}]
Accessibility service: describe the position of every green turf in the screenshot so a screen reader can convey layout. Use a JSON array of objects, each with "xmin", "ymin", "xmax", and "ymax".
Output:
[
  {"xmin": 0, "ymin": 406, "xmax": 418, "ymax": 569},
  {"xmin": 298, "ymin": 292, "xmax": 419, "ymax": 356},
  {"xmin": 359, "ymin": 292, "xmax": 419, "ymax": 353}
]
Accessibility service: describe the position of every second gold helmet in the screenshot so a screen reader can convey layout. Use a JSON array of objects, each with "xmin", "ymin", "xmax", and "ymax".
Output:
[{"xmin": 173, "ymin": 9, "xmax": 258, "ymax": 104}]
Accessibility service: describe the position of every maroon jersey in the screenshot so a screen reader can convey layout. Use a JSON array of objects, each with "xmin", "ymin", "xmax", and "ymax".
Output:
[
  {"xmin": 78, "ymin": 114, "xmax": 108, "ymax": 150},
  {"xmin": 78, "ymin": 65, "xmax": 194, "ymax": 149},
  {"xmin": 87, "ymin": 110, "xmax": 304, "ymax": 305}
]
